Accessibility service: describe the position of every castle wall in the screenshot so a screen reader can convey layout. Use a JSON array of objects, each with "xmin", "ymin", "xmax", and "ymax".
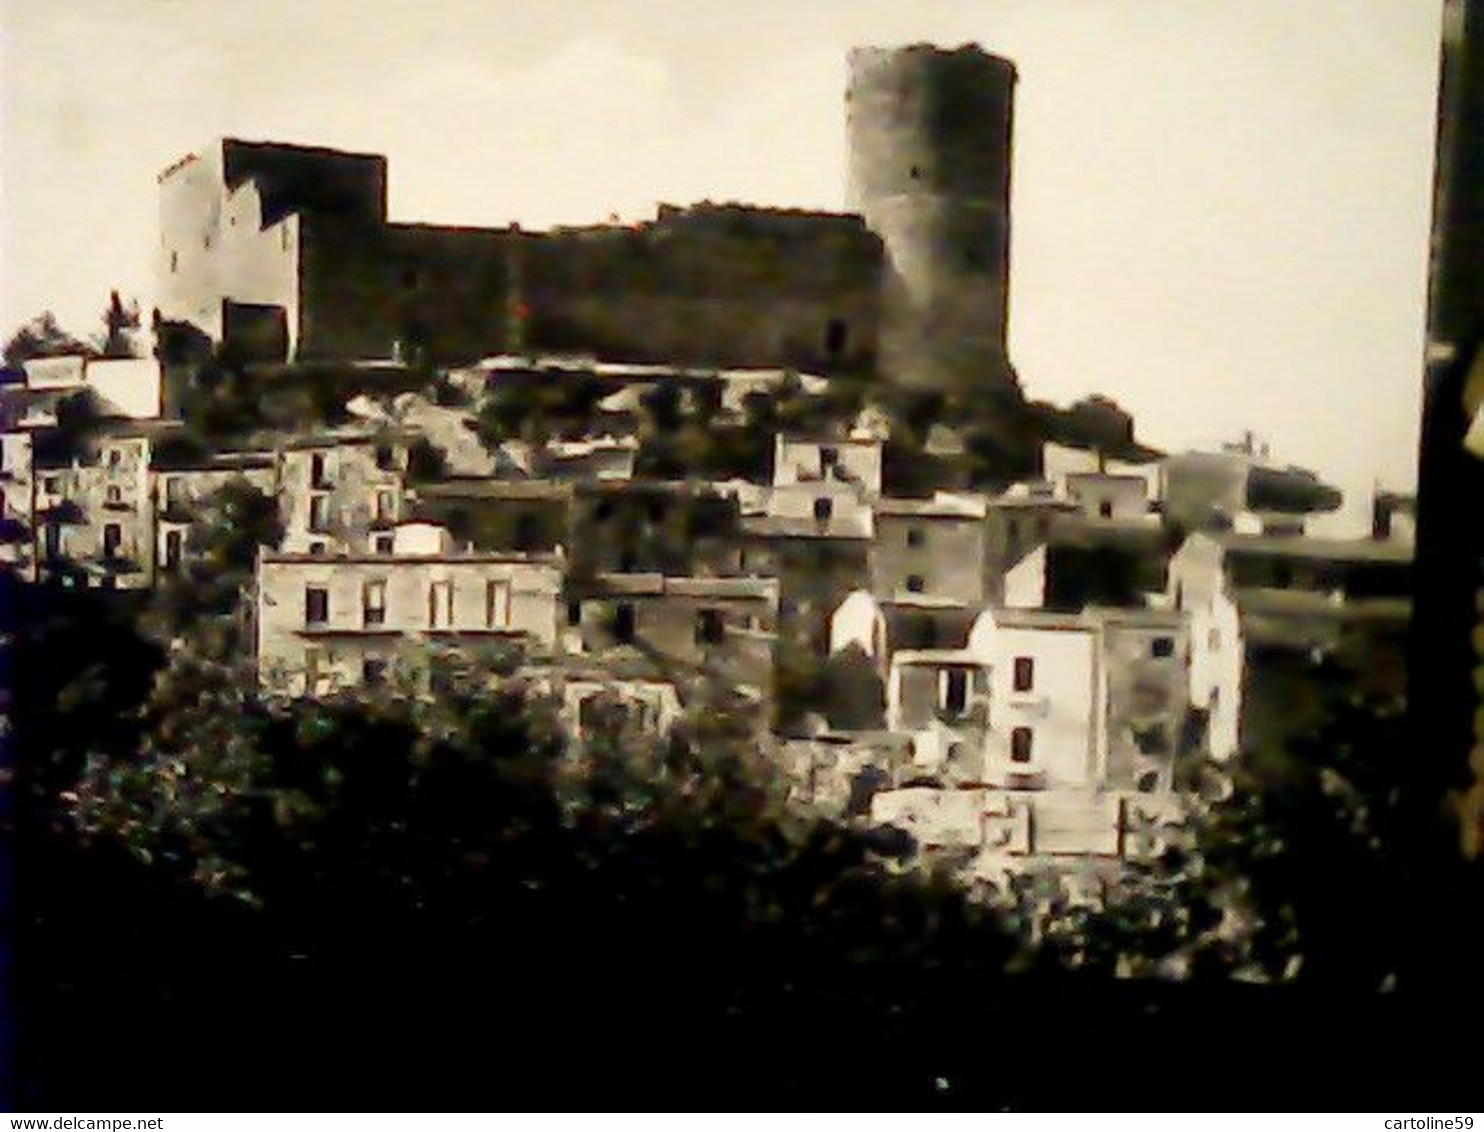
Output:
[
  {"xmin": 521, "ymin": 208, "xmax": 882, "ymax": 373},
  {"xmin": 160, "ymin": 140, "xmax": 885, "ymax": 375},
  {"xmin": 297, "ymin": 218, "xmax": 513, "ymax": 364}
]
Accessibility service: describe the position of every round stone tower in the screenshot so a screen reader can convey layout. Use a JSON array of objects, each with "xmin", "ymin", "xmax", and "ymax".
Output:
[{"xmin": 847, "ymin": 44, "xmax": 1018, "ymax": 394}]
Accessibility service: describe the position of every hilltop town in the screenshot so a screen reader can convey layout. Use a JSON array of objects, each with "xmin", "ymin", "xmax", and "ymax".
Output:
[{"xmin": 0, "ymin": 43, "xmax": 1413, "ymax": 907}]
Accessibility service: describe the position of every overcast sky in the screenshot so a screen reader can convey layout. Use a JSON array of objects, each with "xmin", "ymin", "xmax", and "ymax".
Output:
[{"xmin": 0, "ymin": 0, "xmax": 1444, "ymax": 532}]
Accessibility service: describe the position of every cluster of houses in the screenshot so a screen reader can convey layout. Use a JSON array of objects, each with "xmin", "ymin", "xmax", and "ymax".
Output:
[{"xmin": 0, "ymin": 343, "xmax": 1415, "ymax": 897}]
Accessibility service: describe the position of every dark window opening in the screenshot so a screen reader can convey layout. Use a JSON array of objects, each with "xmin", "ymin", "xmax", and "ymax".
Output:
[
  {"xmin": 373, "ymin": 534, "xmax": 394, "ymax": 555},
  {"xmin": 696, "ymin": 608, "xmax": 726, "ymax": 646},
  {"xmin": 907, "ymin": 526, "xmax": 926, "ymax": 549},
  {"xmin": 310, "ymin": 453, "xmax": 331, "ymax": 489},
  {"xmin": 1152, "ymin": 636, "xmax": 1175, "ymax": 658},
  {"xmin": 1013, "ymin": 656, "xmax": 1035, "ymax": 693},
  {"xmin": 514, "ymin": 513, "xmax": 542, "ymax": 552},
  {"xmin": 813, "ymin": 497, "xmax": 833, "ymax": 523},
  {"xmin": 906, "ymin": 574, "xmax": 925, "ymax": 593},
  {"xmin": 567, "ymin": 599, "xmax": 582, "ymax": 627},
  {"xmin": 942, "ymin": 669, "xmax": 969, "ymax": 715},
  {"xmin": 612, "ymin": 603, "xmax": 635, "ymax": 643},
  {"xmin": 305, "ymin": 586, "xmax": 329, "ymax": 626},
  {"xmin": 363, "ymin": 658, "xmax": 388, "ymax": 685},
  {"xmin": 594, "ymin": 500, "xmax": 613, "ymax": 523},
  {"xmin": 1098, "ymin": 500, "xmax": 1114, "ymax": 519},
  {"xmin": 375, "ymin": 444, "xmax": 396, "ymax": 470},
  {"xmin": 825, "ymin": 319, "xmax": 849, "ymax": 357},
  {"xmin": 164, "ymin": 529, "xmax": 183, "ymax": 571},
  {"xmin": 909, "ymin": 164, "xmax": 922, "ymax": 181},
  {"xmin": 820, "ymin": 445, "xmax": 840, "ymax": 471},
  {"xmin": 102, "ymin": 523, "xmax": 122, "ymax": 558},
  {"xmin": 1011, "ymin": 727, "xmax": 1034, "ymax": 764},
  {"xmin": 1134, "ymin": 724, "xmax": 1170, "ymax": 755}
]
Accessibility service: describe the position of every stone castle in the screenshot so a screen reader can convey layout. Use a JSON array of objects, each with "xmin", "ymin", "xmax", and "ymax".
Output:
[{"xmin": 154, "ymin": 44, "xmax": 1017, "ymax": 395}]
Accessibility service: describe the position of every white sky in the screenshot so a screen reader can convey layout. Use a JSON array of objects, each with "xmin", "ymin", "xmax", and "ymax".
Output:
[{"xmin": 0, "ymin": 0, "xmax": 1445, "ymax": 533}]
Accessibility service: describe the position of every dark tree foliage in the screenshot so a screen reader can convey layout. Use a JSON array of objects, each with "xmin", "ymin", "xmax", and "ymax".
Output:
[
  {"xmin": 2, "ymin": 311, "xmax": 93, "ymax": 368},
  {"xmin": 475, "ymin": 376, "xmax": 609, "ymax": 447},
  {"xmin": 1031, "ymin": 670, "xmax": 1419, "ymax": 991},
  {"xmin": 5, "ymin": 574, "xmax": 1474, "ymax": 1107},
  {"xmin": 140, "ymin": 479, "xmax": 284, "ymax": 654}
]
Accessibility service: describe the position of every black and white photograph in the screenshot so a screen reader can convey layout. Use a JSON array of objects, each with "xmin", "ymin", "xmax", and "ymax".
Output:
[{"xmin": 1, "ymin": 0, "xmax": 1480, "ymax": 1117}]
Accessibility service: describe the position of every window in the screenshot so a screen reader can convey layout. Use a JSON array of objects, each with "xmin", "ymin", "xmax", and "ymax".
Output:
[
  {"xmin": 102, "ymin": 523, "xmax": 122, "ymax": 558},
  {"xmin": 363, "ymin": 580, "xmax": 386, "ymax": 627},
  {"xmin": 106, "ymin": 485, "xmax": 123, "ymax": 504},
  {"xmin": 567, "ymin": 599, "xmax": 582, "ymax": 627},
  {"xmin": 695, "ymin": 608, "xmax": 725, "ymax": 646},
  {"xmin": 824, "ymin": 320, "xmax": 848, "ymax": 357},
  {"xmin": 906, "ymin": 574, "xmax": 925, "ymax": 594},
  {"xmin": 1151, "ymin": 637, "xmax": 1175, "ymax": 658},
  {"xmin": 107, "ymin": 448, "xmax": 123, "ymax": 468},
  {"xmin": 906, "ymin": 526, "xmax": 926, "ymax": 549},
  {"xmin": 309, "ymin": 541, "xmax": 327, "ymax": 557},
  {"xmin": 309, "ymin": 494, "xmax": 333, "ymax": 533},
  {"xmin": 820, "ymin": 446, "xmax": 840, "ymax": 473},
  {"xmin": 375, "ymin": 490, "xmax": 397, "ymax": 523},
  {"xmin": 486, "ymin": 579, "xmax": 512, "ymax": 627},
  {"xmin": 310, "ymin": 452, "xmax": 331, "ymax": 489},
  {"xmin": 362, "ymin": 657, "xmax": 388, "ymax": 685},
  {"xmin": 1013, "ymin": 656, "xmax": 1035, "ymax": 693},
  {"xmin": 373, "ymin": 534, "xmax": 394, "ymax": 555},
  {"xmin": 1098, "ymin": 500, "xmax": 1113, "ymax": 519},
  {"xmin": 169, "ymin": 251, "xmax": 179, "ymax": 274},
  {"xmin": 1010, "ymin": 727, "xmax": 1034, "ymax": 764},
  {"xmin": 813, "ymin": 497, "xmax": 833, "ymax": 523},
  {"xmin": 913, "ymin": 615, "xmax": 939, "ymax": 649},
  {"xmin": 940, "ymin": 669, "xmax": 969, "ymax": 716},
  {"xmin": 164, "ymin": 529, "xmax": 183, "ymax": 571},
  {"xmin": 44, "ymin": 523, "xmax": 61, "ymax": 558},
  {"xmin": 428, "ymin": 580, "xmax": 453, "ymax": 628},
  {"xmin": 42, "ymin": 476, "xmax": 59, "ymax": 495},
  {"xmin": 594, "ymin": 500, "xmax": 613, "ymax": 523},
  {"xmin": 305, "ymin": 586, "xmax": 329, "ymax": 626},
  {"xmin": 909, "ymin": 164, "xmax": 922, "ymax": 181},
  {"xmin": 514, "ymin": 513, "xmax": 542, "ymax": 552},
  {"xmin": 375, "ymin": 444, "xmax": 397, "ymax": 471},
  {"xmin": 612, "ymin": 603, "xmax": 635, "ymax": 643},
  {"xmin": 164, "ymin": 476, "xmax": 187, "ymax": 510}
]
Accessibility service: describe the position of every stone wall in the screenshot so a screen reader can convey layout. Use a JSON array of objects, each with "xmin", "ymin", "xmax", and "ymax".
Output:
[{"xmin": 846, "ymin": 44, "xmax": 1016, "ymax": 392}]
